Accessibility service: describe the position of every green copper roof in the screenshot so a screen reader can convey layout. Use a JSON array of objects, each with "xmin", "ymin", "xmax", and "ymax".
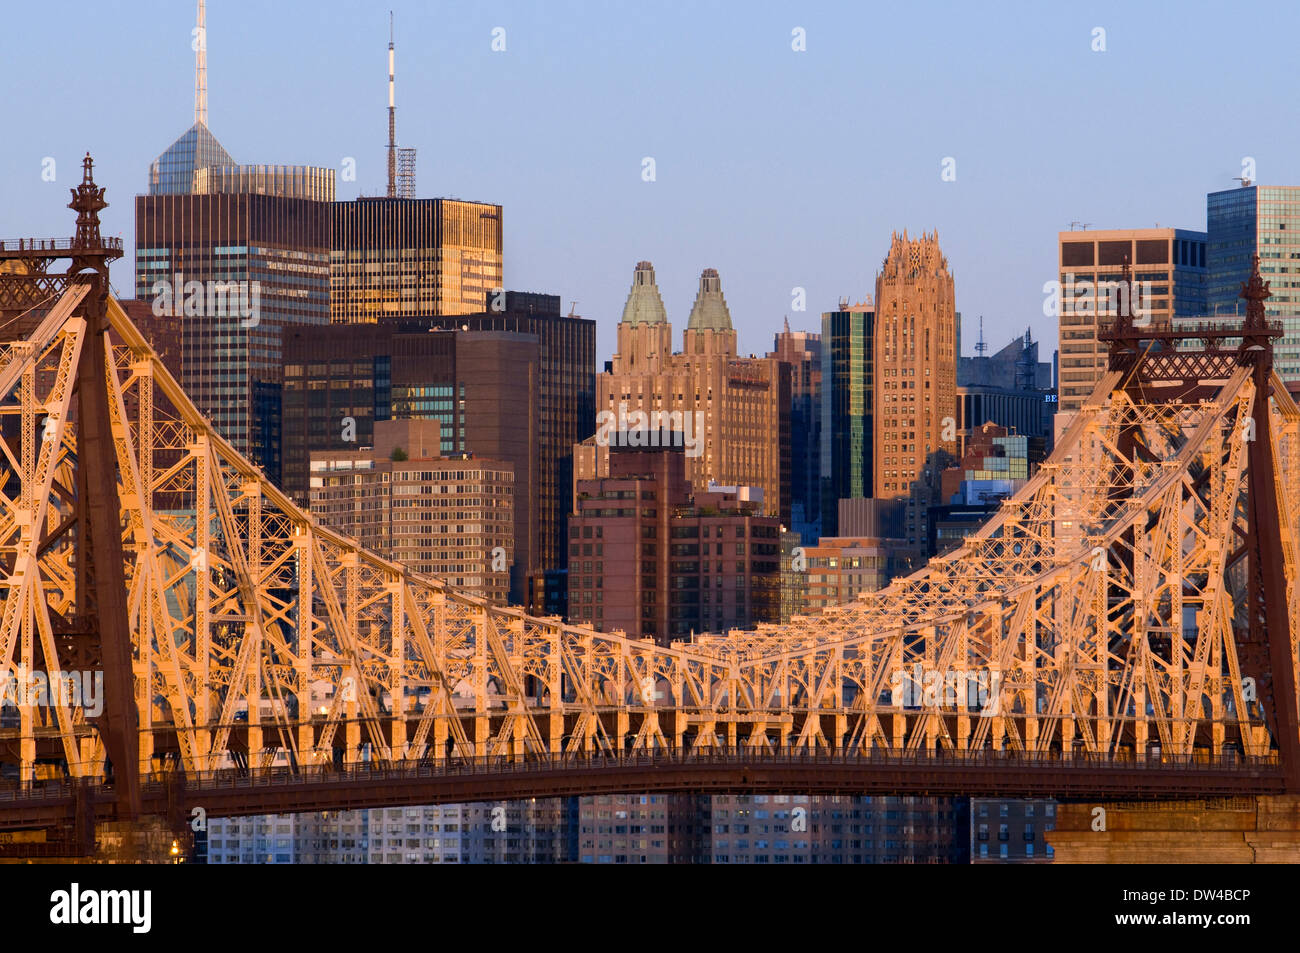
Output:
[
  {"xmin": 686, "ymin": 268, "xmax": 733, "ymax": 332},
  {"xmin": 620, "ymin": 260, "xmax": 668, "ymax": 325}
]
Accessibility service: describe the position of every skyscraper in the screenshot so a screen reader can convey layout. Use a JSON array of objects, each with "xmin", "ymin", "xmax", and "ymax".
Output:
[
  {"xmin": 873, "ymin": 231, "xmax": 958, "ymax": 500},
  {"xmin": 136, "ymin": 2, "xmax": 338, "ymax": 478},
  {"xmin": 568, "ymin": 445, "xmax": 781, "ymax": 643},
  {"xmin": 769, "ymin": 320, "xmax": 821, "ymax": 544},
  {"xmin": 818, "ymin": 302, "xmax": 874, "ymax": 537},
  {"xmin": 281, "ymin": 322, "xmax": 540, "ymax": 603},
  {"xmin": 1205, "ymin": 185, "xmax": 1300, "ymax": 382},
  {"xmin": 590, "ymin": 263, "xmax": 791, "ymax": 524},
  {"xmin": 328, "ymin": 197, "xmax": 503, "ymax": 322},
  {"xmin": 1056, "ymin": 227, "xmax": 1207, "ymax": 415},
  {"xmin": 392, "ymin": 293, "xmax": 596, "ymax": 607}
]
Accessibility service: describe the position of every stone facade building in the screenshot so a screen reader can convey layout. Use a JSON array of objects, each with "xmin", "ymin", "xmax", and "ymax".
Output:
[{"xmin": 582, "ymin": 262, "xmax": 790, "ymax": 525}]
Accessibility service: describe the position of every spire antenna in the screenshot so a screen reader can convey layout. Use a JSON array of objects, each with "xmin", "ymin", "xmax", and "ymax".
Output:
[
  {"xmin": 387, "ymin": 11, "xmax": 396, "ymax": 198},
  {"xmin": 195, "ymin": 0, "xmax": 207, "ymax": 126}
]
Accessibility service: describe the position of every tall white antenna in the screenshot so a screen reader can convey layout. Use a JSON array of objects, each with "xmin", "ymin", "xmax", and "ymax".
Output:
[
  {"xmin": 387, "ymin": 11, "xmax": 396, "ymax": 197},
  {"xmin": 195, "ymin": 0, "xmax": 208, "ymax": 126}
]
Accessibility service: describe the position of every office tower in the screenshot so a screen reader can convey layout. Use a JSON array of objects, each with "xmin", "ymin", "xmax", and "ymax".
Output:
[
  {"xmin": 328, "ymin": 198, "xmax": 503, "ymax": 322},
  {"xmin": 873, "ymin": 231, "xmax": 958, "ymax": 498},
  {"xmin": 282, "ymin": 323, "xmax": 539, "ymax": 602},
  {"xmin": 396, "ymin": 293, "xmax": 595, "ymax": 600},
  {"xmin": 136, "ymin": 3, "xmax": 336, "ymax": 479},
  {"xmin": 568, "ymin": 446, "xmax": 782, "ymax": 644},
  {"xmin": 769, "ymin": 319, "xmax": 822, "ymax": 544},
  {"xmin": 957, "ymin": 328, "xmax": 1056, "ymax": 459},
  {"xmin": 591, "ymin": 263, "xmax": 791, "ymax": 524},
  {"xmin": 309, "ymin": 419, "xmax": 515, "ymax": 605},
  {"xmin": 135, "ymin": 192, "xmax": 331, "ymax": 482},
  {"xmin": 818, "ymin": 302, "xmax": 874, "ymax": 537},
  {"xmin": 1205, "ymin": 185, "xmax": 1300, "ymax": 382},
  {"xmin": 1056, "ymin": 227, "xmax": 1208, "ymax": 415}
]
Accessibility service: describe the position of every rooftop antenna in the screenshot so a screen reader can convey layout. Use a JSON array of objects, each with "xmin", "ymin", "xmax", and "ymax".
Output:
[
  {"xmin": 194, "ymin": 0, "xmax": 207, "ymax": 126},
  {"xmin": 1069, "ymin": 221, "xmax": 1092, "ymax": 231},
  {"xmin": 975, "ymin": 315, "xmax": 988, "ymax": 356},
  {"xmin": 1233, "ymin": 175, "xmax": 1253, "ymax": 188},
  {"xmin": 387, "ymin": 12, "xmax": 396, "ymax": 198}
]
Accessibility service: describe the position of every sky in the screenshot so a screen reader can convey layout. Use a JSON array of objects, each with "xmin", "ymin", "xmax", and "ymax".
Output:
[{"xmin": 3, "ymin": 0, "xmax": 1299, "ymax": 363}]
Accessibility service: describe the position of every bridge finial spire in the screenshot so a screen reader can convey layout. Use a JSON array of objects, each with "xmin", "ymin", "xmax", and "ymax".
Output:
[
  {"xmin": 1239, "ymin": 252, "xmax": 1271, "ymax": 330},
  {"xmin": 68, "ymin": 153, "xmax": 108, "ymax": 251}
]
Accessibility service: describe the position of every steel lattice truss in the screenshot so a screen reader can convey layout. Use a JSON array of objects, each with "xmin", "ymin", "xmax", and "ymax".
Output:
[{"xmin": 0, "ymin": 291, "xmax": 1297, "ymax": 786}]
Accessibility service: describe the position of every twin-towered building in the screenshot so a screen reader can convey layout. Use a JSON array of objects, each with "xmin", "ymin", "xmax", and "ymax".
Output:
[{"xmin": 576, "ymin": 262, "xmax": 791, "ymax": 525}]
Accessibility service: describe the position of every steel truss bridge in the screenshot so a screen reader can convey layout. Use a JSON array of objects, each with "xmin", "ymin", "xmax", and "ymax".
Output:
[{"xmin": 0, "ymin": 159, "xmax": 1297, "ymax": 850}]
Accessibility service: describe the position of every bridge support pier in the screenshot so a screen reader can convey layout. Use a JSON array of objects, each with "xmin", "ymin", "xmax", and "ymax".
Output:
[{"xmin": 1047, "ymin": 796, "xmax": 1300, "ymax": 863}]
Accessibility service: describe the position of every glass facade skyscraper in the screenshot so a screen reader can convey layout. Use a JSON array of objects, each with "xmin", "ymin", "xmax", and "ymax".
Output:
[
  {"xmin": 135, "ymin": 193, "xmax": 332, "ymax": 480},
  {"xmin": 329, "ymin": 198, "xmax": 504, "ymax": 321},
  {"xmin": 1207, "ymin": 185, "xmax": 1300, "ymax": 381},
  {"xmin": 148, "ymin": 122, "xmax": 236, "ymax": 195},
  {"xmin": 819, "ymin": 305, "xmax": 874, "ymax": 537}
]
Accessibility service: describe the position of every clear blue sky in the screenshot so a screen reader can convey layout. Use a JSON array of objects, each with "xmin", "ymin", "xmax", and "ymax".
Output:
[{"xmin": 3, "ymin": 0, "xmax": 1298, "ymax": 362}]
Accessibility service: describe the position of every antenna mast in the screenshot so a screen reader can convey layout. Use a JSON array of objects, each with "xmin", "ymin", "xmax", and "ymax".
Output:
[
  {"xmin": 195, "ymin": 0, "xmax": 207, "ymax": 125},
  {"xmin": 387, "ymin": 12, "xmax": 396, "ymax": 197}
]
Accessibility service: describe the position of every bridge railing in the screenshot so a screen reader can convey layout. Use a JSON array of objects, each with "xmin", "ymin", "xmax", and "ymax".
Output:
[{"xmin": 0, "ymin": 745, "xmax": 1280, "ymax": 804}]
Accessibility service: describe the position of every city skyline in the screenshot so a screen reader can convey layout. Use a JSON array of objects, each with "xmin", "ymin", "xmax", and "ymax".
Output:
[
  {"xmin": 4, "ymin": 1, "xmax": 1298, "ymax": 362},
  {"xmin": 1, "ymin": 0, "xmax": 1299, "ymax": 877}
]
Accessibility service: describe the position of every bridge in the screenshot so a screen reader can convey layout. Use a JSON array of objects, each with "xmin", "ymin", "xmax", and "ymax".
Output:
[{"xmin": 0, "ymin": 158, "xmax": 1297, "ymax": 856}]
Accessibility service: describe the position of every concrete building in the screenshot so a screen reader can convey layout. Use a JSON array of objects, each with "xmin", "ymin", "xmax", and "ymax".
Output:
[
  {"xmin": 588, "ymin": 263, "xmax": 791, "ymax": 524},
  {"xmin": 1055, "ymin": 227, "xmax": 1208, "ymax": 415},
  {"xmin": 577, "ymin": 794, "xmax": 970, "ymax": 864},
  {"xmin": 396, "ymin": 293, "xmax": 597, "ymax": 609},
  {"xmin": 797, "ymin": 536, "xmax": 909, "ymax": 613},
  {"xmin": 309, "ymin": 419, "xmax": 515, "ymax": 604},
  {"xmin": 567, "ymin": 446, "xmax": 782, "ymax": 644},
  {"xmin": 971, "ymin": 798, "xmax": 1056, "ymax": 863},
  {"xmin": 208, "ymin": 800, "xmax": 573, "ymax": 864}
]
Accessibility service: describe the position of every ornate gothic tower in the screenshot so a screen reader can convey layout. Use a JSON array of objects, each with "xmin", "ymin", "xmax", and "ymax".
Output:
[{"xmin": 873, "ymin": 230, "xmax": 957, "ymax": 503}]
